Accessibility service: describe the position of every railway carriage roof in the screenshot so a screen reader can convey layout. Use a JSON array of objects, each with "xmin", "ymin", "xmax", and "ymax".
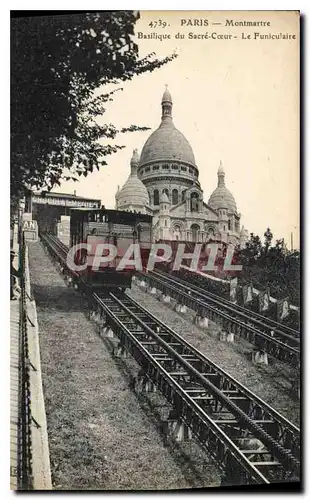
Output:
[{"xmin": 70, "ymin": 208, "xmax": 152, "ymax": 223}]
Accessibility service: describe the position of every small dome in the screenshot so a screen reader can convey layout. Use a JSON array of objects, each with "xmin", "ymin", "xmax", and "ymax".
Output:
[
  {"xmin": 160, "ymin": 192, "xmax": 170, "ymax": 204},
  {"xmin": 117, "ymin": 176, "xmax": 149, "ymax": 208},
  {"xmin": 117, "ymin": 150, "xmax": 150, "ymax": 209},
  {"xmin": 208, "ymin": 162, "xmax": 237, "ymax": 213},
  {"xmin": 208, "ymin": 186, "xmax": 237, "ymax": 212},
  {"xmin": 240, "ymin": 225, "xmax": 247, "ymax": 236}
]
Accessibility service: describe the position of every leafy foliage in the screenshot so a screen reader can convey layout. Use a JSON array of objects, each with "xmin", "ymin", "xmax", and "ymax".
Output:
[
  {"xmin": 11, "ymin": 11, "xmax": 177, "ymax": 197},
  {"xmin": 237, "ymin": 228, "xmax": 300, "ymax": 306}
]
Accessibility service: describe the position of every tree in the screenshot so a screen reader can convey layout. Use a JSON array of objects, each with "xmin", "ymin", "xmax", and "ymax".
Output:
[
  {"xmin": 263, "ymin": 227, "xmax": 273, "ymax": 255},
  {"xmin": 239, "ymin": 232, "xmax": 262, "ymax": 268},
  {"xmin": 11, "ymin": 12, "xmax": 177, "ymax": 198},
  {"xmin": 239, "ymin": 228, "xmax": 300, "ymax": 306}
]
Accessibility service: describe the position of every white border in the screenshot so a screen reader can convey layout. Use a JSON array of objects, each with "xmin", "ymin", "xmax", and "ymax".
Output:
[{"xmin": 2, "ymin": 3, "xmax": 306, "ymax": 498}]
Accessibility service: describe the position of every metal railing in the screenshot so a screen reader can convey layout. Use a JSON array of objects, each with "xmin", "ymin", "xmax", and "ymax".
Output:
[{"xmin": 17, "ymin": 228, "xmax": 33, "ymax": 490}]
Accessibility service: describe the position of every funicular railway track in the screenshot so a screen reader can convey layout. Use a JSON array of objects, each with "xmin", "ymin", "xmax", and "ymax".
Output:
[
  {"xmin": 136, "ymin": 270, "xmax": 300, "ymax": 369},
  {"xmin": 40, "ymin": 234, "xmax": 300, "ymax": 485},
  {"xmin": 155, "ymin": 269, "xmax": 300, "ymax": 339}
]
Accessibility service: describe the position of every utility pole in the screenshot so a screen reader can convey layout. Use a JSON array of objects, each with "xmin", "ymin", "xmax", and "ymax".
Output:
[{"xmin": 290, "ymin": 232, "xmax": 293, "ymax": 252}]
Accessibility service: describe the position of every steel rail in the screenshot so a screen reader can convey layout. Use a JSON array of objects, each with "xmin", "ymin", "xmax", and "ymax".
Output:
[
  {"xmin": 116, "ymin": 293, "xmax": 300, "ymax": 450},
  {"xmin": 91, "ymin": 291, "xmax": 299, "ymax": 484},
  {"xmin": 43, "ymin": 236, "xmax": 300, "ymax": 367},
  {"xmin": 137, "ymin": 271, "xmax": 300, "ymax": 369},
  {"xmin": 42, "ymin": 234, "xmax": 299, "ymax": 339},
  {"xmin": 41, "ymin": 234, "xmax": 300, "ymax": 484},
  {"xmin": 150, "ymin": 271, "xmax": 299, "ymax": 348},
  {"xmin": 155, "ymin": 269, "xmax": 300, "ymax": 339},
  {"xmin": 41, "ymin": 234, "xmax": 68, "ymax": 256}
]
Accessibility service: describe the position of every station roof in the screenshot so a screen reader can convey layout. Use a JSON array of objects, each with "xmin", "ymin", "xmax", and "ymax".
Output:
[{"xmin": 32, "ymin": 190, "xmax": 101, "ymax": 203}]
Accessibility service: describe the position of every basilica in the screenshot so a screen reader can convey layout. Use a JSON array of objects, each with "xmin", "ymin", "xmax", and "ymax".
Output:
[{"xmin": 115, "ymin": 87, "xmax": 248, "ymax": 246}]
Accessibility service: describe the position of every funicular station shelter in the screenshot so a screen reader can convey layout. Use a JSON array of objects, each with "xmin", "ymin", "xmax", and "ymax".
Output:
[{"xmin": 24, "ymin": 191, "xmax": 101, "ymax": 243}]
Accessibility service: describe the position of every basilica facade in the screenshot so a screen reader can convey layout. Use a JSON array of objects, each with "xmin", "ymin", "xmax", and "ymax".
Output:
[{"xmin": 115, "ymin": 87, "xmax": 248, "ymax": 246}]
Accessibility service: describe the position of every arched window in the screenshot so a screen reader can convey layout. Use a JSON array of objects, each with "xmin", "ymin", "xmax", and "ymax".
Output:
[
  {"xmin": 190, "ymin": 192, "xmax": 199, "ymax": 212},
  {"xmin": 174, "ymin": 224, "xmax": 181, "ymax": 241},
  {"xmin": 162, "ymin": 188, "xmax": 169, "ymax": 200},
  {"xmin": 191, "ymin": 224, "xmax": 200, "ymax": 242},
  {"xmin": 172, "ymin": 189, "xmax": 179, "ymax": 205},
  {"xmin": 153, "ymin": 189, "xmax": 159, "ymax": 205},
  {"xmin": 228, "ymin": 219, "xmax": 231, "ymax": 230}
]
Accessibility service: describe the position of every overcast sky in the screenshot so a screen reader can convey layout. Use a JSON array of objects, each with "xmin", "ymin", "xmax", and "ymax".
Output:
[{"xmin": 54, "ymin": 11, "xmax": 299, "ymax": 248}]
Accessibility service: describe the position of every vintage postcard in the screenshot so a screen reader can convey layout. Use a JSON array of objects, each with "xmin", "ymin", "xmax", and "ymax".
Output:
[{"xmin": 10, "ymin": 10, "xmax": 300, "ymax": 491}]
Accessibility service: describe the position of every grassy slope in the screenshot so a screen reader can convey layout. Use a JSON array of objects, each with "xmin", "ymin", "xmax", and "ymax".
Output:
[{"xmin": 28, "ymin": 242, "xmax": 219, "ymax": 490}]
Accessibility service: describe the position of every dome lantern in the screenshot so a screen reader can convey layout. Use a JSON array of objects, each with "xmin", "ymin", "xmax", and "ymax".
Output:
[
  {"xmin": 161, "ymin": 84, "xmax": 173, "ymax": 121},
  {"xmin": 218, "ymin": 160, "xmax": 225, "ymax": 187},
  {"xmin": 130, "ymin": 148, "xmax": 140, "ymax": 175}
]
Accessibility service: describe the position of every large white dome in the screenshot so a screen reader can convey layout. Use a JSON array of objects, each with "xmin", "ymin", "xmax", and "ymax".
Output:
[
  {"xmin": 139, "ymin": 88, "xmax": 196, "ymax": 168},
  {"xmin": 140, "ymin": 122, "xmax": 196, "ymax": 167}
]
